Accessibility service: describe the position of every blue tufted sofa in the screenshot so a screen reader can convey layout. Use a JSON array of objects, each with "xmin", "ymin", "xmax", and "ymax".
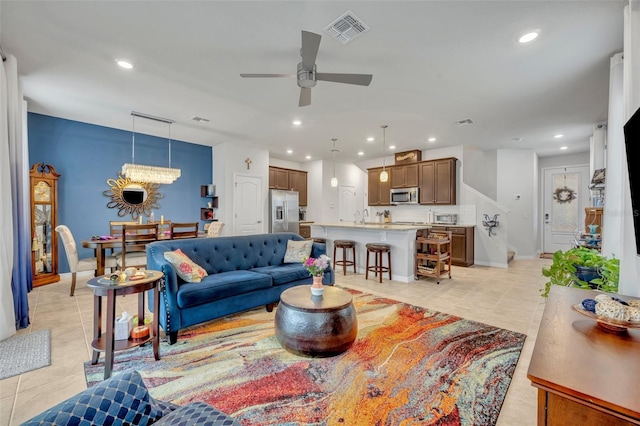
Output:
[
  {"xmin": 146, "ymin": 232, "xmax": 334, "ymax": 344},
  {"xmin": 22, "ymin": 369, "xmax": 239, "ymax": 425}
]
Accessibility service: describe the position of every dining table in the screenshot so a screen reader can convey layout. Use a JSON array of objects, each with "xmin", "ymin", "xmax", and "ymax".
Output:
[{"xmin": 82, "ymin": 232, "xmax": 205, "ymax": 276}]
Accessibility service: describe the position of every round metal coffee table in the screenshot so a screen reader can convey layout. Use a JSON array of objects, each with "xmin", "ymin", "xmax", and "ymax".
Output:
[{"xmin": 275, "ymin": 285, "xmax": 357, "ymax": 357}]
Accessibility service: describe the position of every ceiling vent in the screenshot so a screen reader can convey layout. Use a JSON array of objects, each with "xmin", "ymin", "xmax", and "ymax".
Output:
[
  {"xmin": 512, "ymin": 137, "xmax": 524, "ymax": 142},
  {"xmin": 190, "ymin": 116, "xmax": 210, "ymax": 123},
  {"xmin": 453, "ymin": 118, "xmax": 474, "ymax": 126},
  {"xmin": 324, "ymin": 11, "xmax": 370, "ymax": 45}
]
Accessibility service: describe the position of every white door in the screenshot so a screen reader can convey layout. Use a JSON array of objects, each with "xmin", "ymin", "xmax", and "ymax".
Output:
[
  {"xmin": 233, "ymin": 174, "xmax": 264, "ymax": 235},
  {"xmin": 338, "ymin": 185, "xmax": 356, "ymax": 222},
  {"xmin": 543, "ymin": 166, "xmax": 591, "ymax": 253}
]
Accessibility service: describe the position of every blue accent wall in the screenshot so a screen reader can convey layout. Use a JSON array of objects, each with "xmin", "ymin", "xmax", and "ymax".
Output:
[{"xmin": 28, "ymin": 113, "xmax": 212, "ymax": 273}]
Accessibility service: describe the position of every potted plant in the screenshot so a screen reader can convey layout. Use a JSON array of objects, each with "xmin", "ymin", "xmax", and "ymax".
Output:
[{"xmin": 541, "ymin": 247, "xmax": 619, "ymax": 297}]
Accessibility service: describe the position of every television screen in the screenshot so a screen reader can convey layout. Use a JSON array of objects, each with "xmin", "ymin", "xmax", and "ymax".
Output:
[{"xmin": 623, "ymin": 106, "xmax": 640, "ymax": 255}]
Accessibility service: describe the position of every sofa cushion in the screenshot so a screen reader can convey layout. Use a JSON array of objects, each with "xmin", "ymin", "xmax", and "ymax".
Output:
[
  {"xmin": 164, "ymin": 249, "xmax": 208, "ymax": 283},
  {"xmin": 250, "ymin": 264, "xmax": 310, "ymax": 286},
  {"xmin": 283, "ymin": 239, "xmax": 312, "ymax": 263},
  {"xmin": 154, "ymin": 401, "xmax": 240, "ymax": 426},
  {"xmin": 176, "ymin": 270, "xmax": 272, "ymax": 309},
  {"xmin": 22, "ymin": 370, "xmax": 171, "ymax": 426}
]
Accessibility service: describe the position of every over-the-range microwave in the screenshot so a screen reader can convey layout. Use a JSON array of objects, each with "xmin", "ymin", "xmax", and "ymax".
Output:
[{"xmin": 390, "ymin": 187, "xmax": 419, "ymax": 205}]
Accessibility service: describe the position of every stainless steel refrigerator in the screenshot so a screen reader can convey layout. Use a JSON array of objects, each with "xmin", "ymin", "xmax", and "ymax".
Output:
[{"xmin": 269, "ymin": 190, "xmax": 300, "ymax": 234}]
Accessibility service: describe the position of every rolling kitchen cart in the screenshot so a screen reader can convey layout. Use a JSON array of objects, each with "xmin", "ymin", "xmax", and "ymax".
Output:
[{"xmin": 415, "ymin": 230, "xmax": 452, "ymax": 284}]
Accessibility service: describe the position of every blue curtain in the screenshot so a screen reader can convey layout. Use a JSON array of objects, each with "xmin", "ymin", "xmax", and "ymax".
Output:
[{"xmin": 3, "ymin": 55, "xmax": 31, "ymax": 332}]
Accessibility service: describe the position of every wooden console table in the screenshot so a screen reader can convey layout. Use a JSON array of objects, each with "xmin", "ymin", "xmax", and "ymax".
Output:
[{"xmin": 527, "ymin": 286, "xmax": 640, "ymax": 425}]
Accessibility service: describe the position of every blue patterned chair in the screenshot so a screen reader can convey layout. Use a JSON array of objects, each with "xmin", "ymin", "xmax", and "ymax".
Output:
[{"xmin": 22, "ymin": 369, "xmax": 238, "ymax": 425}]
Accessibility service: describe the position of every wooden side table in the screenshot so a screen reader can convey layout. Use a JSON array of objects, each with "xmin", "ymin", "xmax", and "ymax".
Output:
[
  {"xmin": 87, "ymin": 270, "xmax": 163, "ymax": 379},
  {"xmin": 527, "ymin": 286, "xmax": 640, "ymax": 425}
]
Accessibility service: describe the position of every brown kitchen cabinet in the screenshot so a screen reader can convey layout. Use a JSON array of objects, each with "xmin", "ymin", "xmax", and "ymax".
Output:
[
  {"xmin": 428, "ymin": 226, "xmax": 474, "ymax": 266},
  {"xmin": 299, "ymin": 225, "xmax": 311, "ymax": 239},
  {"xmin": 268, "ymin": 166, "xmax": 308, "ymax": 206},
  {"xmin": 419, "ymin": 158, "xmax": 457, "ymax": 205},
  {"xmin": 390, "ymin": 164, "xmax": 419, "ymax": 189},
  {"xmin": 367, "ymin": 167, "xmax": 392, "ymax": 206}
]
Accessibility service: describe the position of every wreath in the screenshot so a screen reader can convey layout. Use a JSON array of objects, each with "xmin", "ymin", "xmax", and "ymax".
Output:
[{"xmin": 553, "ymin": 186, "xmax": 577, "ymax": 204}]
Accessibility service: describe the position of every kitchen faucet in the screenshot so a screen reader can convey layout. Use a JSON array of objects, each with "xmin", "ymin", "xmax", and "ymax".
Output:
[
  {"xmin": 362, "ymin": 209, "xmax": 369, "ymax": 225},
  {"xmin": 354, "ymin": 210, "xmax": 360, "ymax": 225}
]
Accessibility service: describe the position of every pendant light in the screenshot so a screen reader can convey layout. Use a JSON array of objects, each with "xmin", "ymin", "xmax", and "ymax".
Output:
[
  {"xmin": 330, "ymin": 138, "xmax": 339, "ymax": 187},
  {"xmin": 380, "ymin": 125, "xmax": 389, "ymax": 182},
  {"xmin": 121, "ymin": 111, "xmax": 181, "ymax": 184}
]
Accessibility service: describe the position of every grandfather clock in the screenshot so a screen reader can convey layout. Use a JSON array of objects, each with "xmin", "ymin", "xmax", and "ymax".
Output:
[{"xmin": 30, "ymin": 163, "xmax": 60, "ymax": 286}]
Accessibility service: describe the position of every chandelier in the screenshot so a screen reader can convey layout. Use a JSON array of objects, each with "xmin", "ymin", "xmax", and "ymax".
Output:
[
  {"xmin": 330, "ymin": 138, "xmax": 339, "ymax": 187},
  {"xmin": 380, "ymin": 125, "xmax": 389, "ymax": 182},
  {"xmin": 121, "ymin": 111, "xmax": 181, "ymax": 184}
]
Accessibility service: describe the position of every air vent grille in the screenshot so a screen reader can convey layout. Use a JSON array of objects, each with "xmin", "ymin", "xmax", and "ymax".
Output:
[
  {"xmin": 191, "ymin": 116, "xmax": 210, "ymax": 123},
  {"xmin": 453, "ymin": 118, "xmax": 474, "ymax": 126},
  {"xmin": 324, "ymin": 11, "xmax": 370, "ymax": 45}
]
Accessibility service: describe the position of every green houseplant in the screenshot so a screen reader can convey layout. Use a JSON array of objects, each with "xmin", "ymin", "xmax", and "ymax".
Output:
[{"xmin": 541, "ymin": 247, "xmax": 619, "ymax": 297}]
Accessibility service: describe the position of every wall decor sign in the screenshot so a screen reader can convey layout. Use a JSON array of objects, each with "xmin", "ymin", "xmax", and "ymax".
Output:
[{"xmin": 394, "ymin": 150, "xmax": 422, "ymax": 164}]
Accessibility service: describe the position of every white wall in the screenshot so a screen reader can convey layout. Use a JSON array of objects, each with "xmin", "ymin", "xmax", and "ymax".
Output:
[
  {"xmin": 269, "ymin": 158, "xmax": 304, "ymax": 170},
  {"xmin": 538, "ymin": 152, "xmax": 590, "ymax": 169},
  {"xmin": 497, "ymin": 149, "xmax": 538, "ymax": 258},
  {"xmin": 463, "ymin": 147, "xmax": 497, "ymax": 200}
]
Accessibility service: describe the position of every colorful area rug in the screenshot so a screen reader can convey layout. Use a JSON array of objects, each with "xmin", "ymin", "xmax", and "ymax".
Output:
[{"xmin": 85, "ymin": 289, "xmax": 526, "ymax": 425}]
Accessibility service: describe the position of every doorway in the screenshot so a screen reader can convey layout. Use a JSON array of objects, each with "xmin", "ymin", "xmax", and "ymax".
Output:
[
  {"xmin": 542, "ymin": 165, "xmax": 590, "ymax": 253},
  {"xmin": 233, "ymin": 174, "xmax": 264, "ymax": 236},
  {"xmin": 338, "ymin": 185, "xmax": 356, "ymax": 223}
]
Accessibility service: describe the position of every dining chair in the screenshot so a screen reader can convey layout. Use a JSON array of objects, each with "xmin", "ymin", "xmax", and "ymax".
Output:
[
  {"xmin": 206, "ymin": 221, "xmax": 225, "ymax": 237},
  {"xmin": 109, "ymin": 220, "xmax": 138, "ymax": 238},
  {"xmin": 170, "ymin": 222, "xmax": 199, "ymax": 239},
  {"xmin": 116, "ymin": 223, "xmax": 159, "ymax": 269},
  {"xmin": 55, "ymin": 225, "xmax": 118, "ymax": 296}
]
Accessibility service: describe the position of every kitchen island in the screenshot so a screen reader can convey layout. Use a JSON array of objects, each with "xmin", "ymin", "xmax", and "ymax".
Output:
[{"xmin": 311, "ymin": 222, "xmax": 429, "ymax": 283}]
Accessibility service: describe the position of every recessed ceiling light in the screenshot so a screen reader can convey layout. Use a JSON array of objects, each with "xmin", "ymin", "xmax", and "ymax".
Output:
[
  {"xmin": 357, "ymin": 151, "xmax": 364, "ymax": 156},
  {"xmin": 367, "ymin": 137, "xmax": 374, "ymax": 142},
  {"xmin": 389, "ymin": 145, "xmax": 396, "ymax": 150},
  {"xmin": 554, "ymin": 134, "xmax": 564, "ymax": 138},
  {"xmin": 292, "ymin": 120, "xmax": 302, "ymax": 126},
  {"xmin": 305, "ymin": 155, "xmax": 311, "ymax": 159},
  {"xmin": 560, "ymin": 146, "xmax": 568, "ymax": 150},
  {"xmin": 287, "ymin": 149, "xmax": 293, "ymax": 154},
  {"xmin": 519, "ymin": 31, "xmax": 539, "ymax": 44},
  {"xmin": 428, "ymin": 137, "xmax": 436, "ymax": 142},
  {"xmin": 116, "ymin": 59, "xmax": 133, "ymax": 69}
]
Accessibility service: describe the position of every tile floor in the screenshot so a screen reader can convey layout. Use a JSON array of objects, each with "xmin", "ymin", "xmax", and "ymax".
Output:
[{"xmin": 1, "ymin": 258, "xmax": 550, "ymax": 425}]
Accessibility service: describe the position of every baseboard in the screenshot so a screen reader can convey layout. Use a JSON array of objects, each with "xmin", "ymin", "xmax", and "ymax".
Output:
[{"xmin": 474, "ymin": 260, "xmax": 508, "ymax": 269}]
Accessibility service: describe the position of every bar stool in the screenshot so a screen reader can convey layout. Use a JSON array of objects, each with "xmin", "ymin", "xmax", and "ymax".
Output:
[
  {"xmin": 333, "ymin": 240, "xmax": 356, "ymax": 275},
  {"xmin": 312, "ymin": 238, "xmax": 327, "ymax": 244},
  {"xmin": 366, "ymin": 243, "xmax": 392, "ymax": 283}
]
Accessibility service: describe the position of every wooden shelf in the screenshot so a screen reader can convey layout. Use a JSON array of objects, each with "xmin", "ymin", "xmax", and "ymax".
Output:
[{"xmin": 415, "ymin": 230, "xmax": 452, "ymax": 283}]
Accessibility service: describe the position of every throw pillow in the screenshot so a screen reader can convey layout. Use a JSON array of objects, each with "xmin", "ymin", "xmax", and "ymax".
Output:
[
  {"xmin": 283, "ymin": 240, "xmax": 313, "ymax": 263},
  {"xmin": 164, "ymin": 249, "xmax": 208, "ymax": 283}
]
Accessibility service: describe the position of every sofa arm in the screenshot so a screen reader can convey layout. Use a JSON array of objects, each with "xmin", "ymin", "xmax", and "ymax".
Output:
[
  {"xmin": 147, "ymin": 246, "xmax": 183, "ymax": 335},
  {"xmin": 154, "ymin": 401, "xmax": 240, "ymax": 425},
  {"xmin": 22, "ymin": 370, "xmax": 175, "ymax": 425}
]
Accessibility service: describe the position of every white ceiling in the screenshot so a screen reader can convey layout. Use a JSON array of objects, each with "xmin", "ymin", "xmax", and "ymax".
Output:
[{"xmin": 0, "ymin": 1, "xmax": 626, "ymax": 163}]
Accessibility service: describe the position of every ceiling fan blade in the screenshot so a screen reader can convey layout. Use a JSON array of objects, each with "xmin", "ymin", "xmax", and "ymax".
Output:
[
  {"xmin": 316, "ymin": 73, "xmax": 373, "ymax": 86},
  {"xmin": 240, "ymin": 73, "xmax": 294, "ymax": 78},
  {"xmin": 299, "ymin": 88, "xmax": 311, "ymax": 107},
  {"xmin": 301, "ymin": 31, "xmax": 321, "ymax": 69}
]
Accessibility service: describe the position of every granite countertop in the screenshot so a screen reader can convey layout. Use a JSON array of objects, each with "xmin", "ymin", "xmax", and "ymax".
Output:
[
  {"xmin": 299, "ymin": 221, "xmax": 315, "ymax": 225},
  {"xmin": 311, "ymin": 222, "xmax": 475, "ymax": 230},
  {"xmin": 311, "ymin": 222, "xmax": 428, "ymax": 230}
]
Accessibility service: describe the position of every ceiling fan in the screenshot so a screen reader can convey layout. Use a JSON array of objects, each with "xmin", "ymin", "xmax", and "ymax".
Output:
[{"xmin": 240, "ymin": 30, "xmax": 373, "ymax": 107}]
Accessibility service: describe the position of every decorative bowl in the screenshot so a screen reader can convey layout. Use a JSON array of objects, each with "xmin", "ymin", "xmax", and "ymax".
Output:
[{"xmin": 572, "ymin": 304, "xmax": 640, "ymax": 333}]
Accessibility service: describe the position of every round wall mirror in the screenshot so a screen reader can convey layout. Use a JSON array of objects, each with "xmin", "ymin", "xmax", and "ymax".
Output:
[{"xmin": 103, "ymin": 173, "xmax": 163, "ymax": 219}]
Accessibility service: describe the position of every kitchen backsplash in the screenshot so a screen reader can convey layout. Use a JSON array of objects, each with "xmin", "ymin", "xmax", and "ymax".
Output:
[{"xmin": 368, "ymin": 204, "xmax": 477, "ymax": 225}]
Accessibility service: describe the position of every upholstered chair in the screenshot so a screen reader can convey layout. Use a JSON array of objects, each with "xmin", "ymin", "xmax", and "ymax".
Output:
[
  {"xmin": 206, "ymin": 222, "xmax": 224, "ymax": 237},
  {"xmin": 55, "ymin": 225, "xmax": 117, "ymax": 296}
]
